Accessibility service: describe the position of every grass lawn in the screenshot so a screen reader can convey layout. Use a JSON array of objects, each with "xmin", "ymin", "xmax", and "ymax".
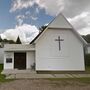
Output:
[
  {"xmin": 85, "ymin": 66, "xmax": 90, "ymax": 73},
  {"xmin": 0, "ymin": 64, "xmax": 13, "ymax": 83},
  {"xmin": 48, "ymin": 77, "xmax": 90, "ymax": 84}
]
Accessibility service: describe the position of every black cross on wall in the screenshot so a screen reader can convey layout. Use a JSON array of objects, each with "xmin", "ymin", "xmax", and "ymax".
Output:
[{"xmin": 55, "ymin": 36, "xmax": 64, "ymax": 51}]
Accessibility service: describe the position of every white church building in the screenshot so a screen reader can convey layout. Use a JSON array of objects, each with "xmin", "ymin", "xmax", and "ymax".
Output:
[{"xmin": 3, "ymin": 13, "xmax": 89, "ymax": 73}]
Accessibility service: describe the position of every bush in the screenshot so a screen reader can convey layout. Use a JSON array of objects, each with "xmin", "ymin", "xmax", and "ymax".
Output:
[{"xmin": 85, "ymin": 54, "xmax": 90, "ymax": 66}]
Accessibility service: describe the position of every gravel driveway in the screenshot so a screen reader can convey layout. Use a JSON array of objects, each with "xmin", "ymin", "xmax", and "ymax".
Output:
[{"xmin": 0, "ymin": 79, "xmax": 90, "ymax": 90}]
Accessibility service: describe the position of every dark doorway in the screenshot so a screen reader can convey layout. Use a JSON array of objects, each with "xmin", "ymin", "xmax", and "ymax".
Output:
[{"xmin": 14, "ymin": 53, "xmax": 26, "ymax": 69}]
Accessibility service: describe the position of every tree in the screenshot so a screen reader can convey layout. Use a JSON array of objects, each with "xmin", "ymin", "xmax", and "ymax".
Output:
[
  {"xmin": 3, "ymin": 39, "xmax": 8, "ymax": 43},
  {"xmin": 9, "ymin": 40, "xmax": 15, "ymax": 44},
  {"xmin": 82, "ymin": 34, "xmax": 90, "ymax": 43},
  {"xmin": 16, "ymin": 36, "xmax": 22, "ymax": 44},
  {"xmin": 39, "ymin": 25, "xmax": 47, "ymax": 32},
  {"xmin": 0, "ymin": 35, "xmax": 2, "ymax": 42}
]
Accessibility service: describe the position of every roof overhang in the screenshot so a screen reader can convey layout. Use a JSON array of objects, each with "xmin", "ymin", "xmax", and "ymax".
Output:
[{"xmin": 4, "ymin": 44, "xmax": 35, "ymax": 52}]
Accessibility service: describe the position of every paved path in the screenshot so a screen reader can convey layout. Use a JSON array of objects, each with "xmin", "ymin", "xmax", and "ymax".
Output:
[
  {"xmin": 6, "ymin": 73, "xmax": 90, "ymax": 79},
  {"xmin": 2, "ymin": 69, "xmax": 90, "ymax": 79}
]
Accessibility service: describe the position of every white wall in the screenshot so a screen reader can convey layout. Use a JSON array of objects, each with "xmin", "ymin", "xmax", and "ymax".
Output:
[
  {"xmin": 36, "ymin": 29, "xmax": 85, "ymax": 71},
  {"xmin": 4, "ymin": 52, "xmax": 14, "ymax": 69},
  {"xmin": 27, "ymin": 51, "xmax": 35, "ymax": 69},
  {"xmin": 0, "ymin": 48, "xmax": 4, "ymax": 64}
]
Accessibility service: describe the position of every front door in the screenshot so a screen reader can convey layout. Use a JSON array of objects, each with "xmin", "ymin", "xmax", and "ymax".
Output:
[{"xmin": 14, "ymin": 53, "xmax": 26, "ymax": 69}]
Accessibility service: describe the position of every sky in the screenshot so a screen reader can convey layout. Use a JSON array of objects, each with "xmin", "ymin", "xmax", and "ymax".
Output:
[{"xmin": 0, "ymin": 0, "xmax": 90, "ymax": 43}]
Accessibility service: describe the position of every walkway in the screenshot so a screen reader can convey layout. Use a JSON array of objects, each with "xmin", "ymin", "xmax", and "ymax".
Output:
[
  {"xmin": 2, "ymin": 69, "xmax": 90, "ymax": 79},
  {"xmin": 5, "ymin": 73, "xmax": 90, "ymax": 79}
]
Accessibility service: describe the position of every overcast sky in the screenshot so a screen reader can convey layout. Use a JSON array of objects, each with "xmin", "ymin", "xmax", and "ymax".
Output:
[{"xmin": 0, "ymin": 0, "xmax": 90, "ymax": 43}]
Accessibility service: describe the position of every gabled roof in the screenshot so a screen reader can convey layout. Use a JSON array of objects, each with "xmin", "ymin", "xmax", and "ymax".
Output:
[
  {"xmin": 30, "ymin": 13, "xmax": 87, "ymax": 46},
  {"xmin": 49, "ymin": 13, "xmax": 72, "ymax": 29},
  {"xmin": 30, "ymin": 30, "xmax": 45, "ymax": 44}
]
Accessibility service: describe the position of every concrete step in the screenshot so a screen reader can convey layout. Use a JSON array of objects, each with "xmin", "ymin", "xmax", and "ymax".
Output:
[
  {"xmin": 5, "ymin": 73, "xmax": 90, "ymax": 79},
  {"xmin": 6, "ymin": 73, "xmax": 54, "ymax": 79},
  {"xmin": 2, "ymin": 69, "xmax": 36, "ymax": 75}
]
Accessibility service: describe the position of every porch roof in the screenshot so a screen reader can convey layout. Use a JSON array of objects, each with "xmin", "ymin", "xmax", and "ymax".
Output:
[{"xmin": 4, "ymin": 44, "xmax": 35, "ymax": 51}]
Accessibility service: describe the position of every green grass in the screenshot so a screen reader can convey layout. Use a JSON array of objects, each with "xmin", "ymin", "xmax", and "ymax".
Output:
[
  {"xmin": 85, "ymin": 66, "xmax": 90, "ymax": 73},
  {"xmin": 0, "ymin": 64, "xmax": 14, "ymax": 83},
  {"xmin": 47, "ymin": 77, "xmax": 90, "ymax": 84}
]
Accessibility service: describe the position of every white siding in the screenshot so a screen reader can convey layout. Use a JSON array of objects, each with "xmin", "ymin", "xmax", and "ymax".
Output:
[
  {"xmin": 36, "ymin": 29, "xmax": 85, "ymax": 71},
  {"xmin": 4, "ymin": 52, "xmax": 14, "ymax": 69},
  {"xmin": 26, "ymin": 51, "xmax": 35, "ymax": 69}
]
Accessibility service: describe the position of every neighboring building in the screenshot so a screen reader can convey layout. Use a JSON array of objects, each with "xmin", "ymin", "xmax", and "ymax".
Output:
[
  {"xmin": 0, "ymin": 48, "xmax": 4, "ymax": 64},
  {"xmin": 4, "ymin": 44, "xmax": 35, "ymax": 70},
  {"xmin": 0, "ymin": 42, "xmax": 4, "ymax": 64},
  {"xmin": 2, "ymin": 13, "xmax": 89, "ymax": 74},
  {"xmin": 0, "ymin": 40, "xmax": 13, "ymax": 64},
  {"xmin": 85, "ymin": 44, "xmax": 90, "ymax": 54}
]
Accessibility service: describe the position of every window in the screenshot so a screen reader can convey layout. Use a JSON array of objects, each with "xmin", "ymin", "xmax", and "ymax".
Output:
[{"xmin": 6, "ymin": 58, "xmax": 12, "ymax": 63}]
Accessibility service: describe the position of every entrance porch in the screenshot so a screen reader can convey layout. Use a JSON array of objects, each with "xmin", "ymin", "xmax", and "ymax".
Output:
[{"xmin": 4, "ymin": 44, "xmax": 35, "ymax": 71}]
